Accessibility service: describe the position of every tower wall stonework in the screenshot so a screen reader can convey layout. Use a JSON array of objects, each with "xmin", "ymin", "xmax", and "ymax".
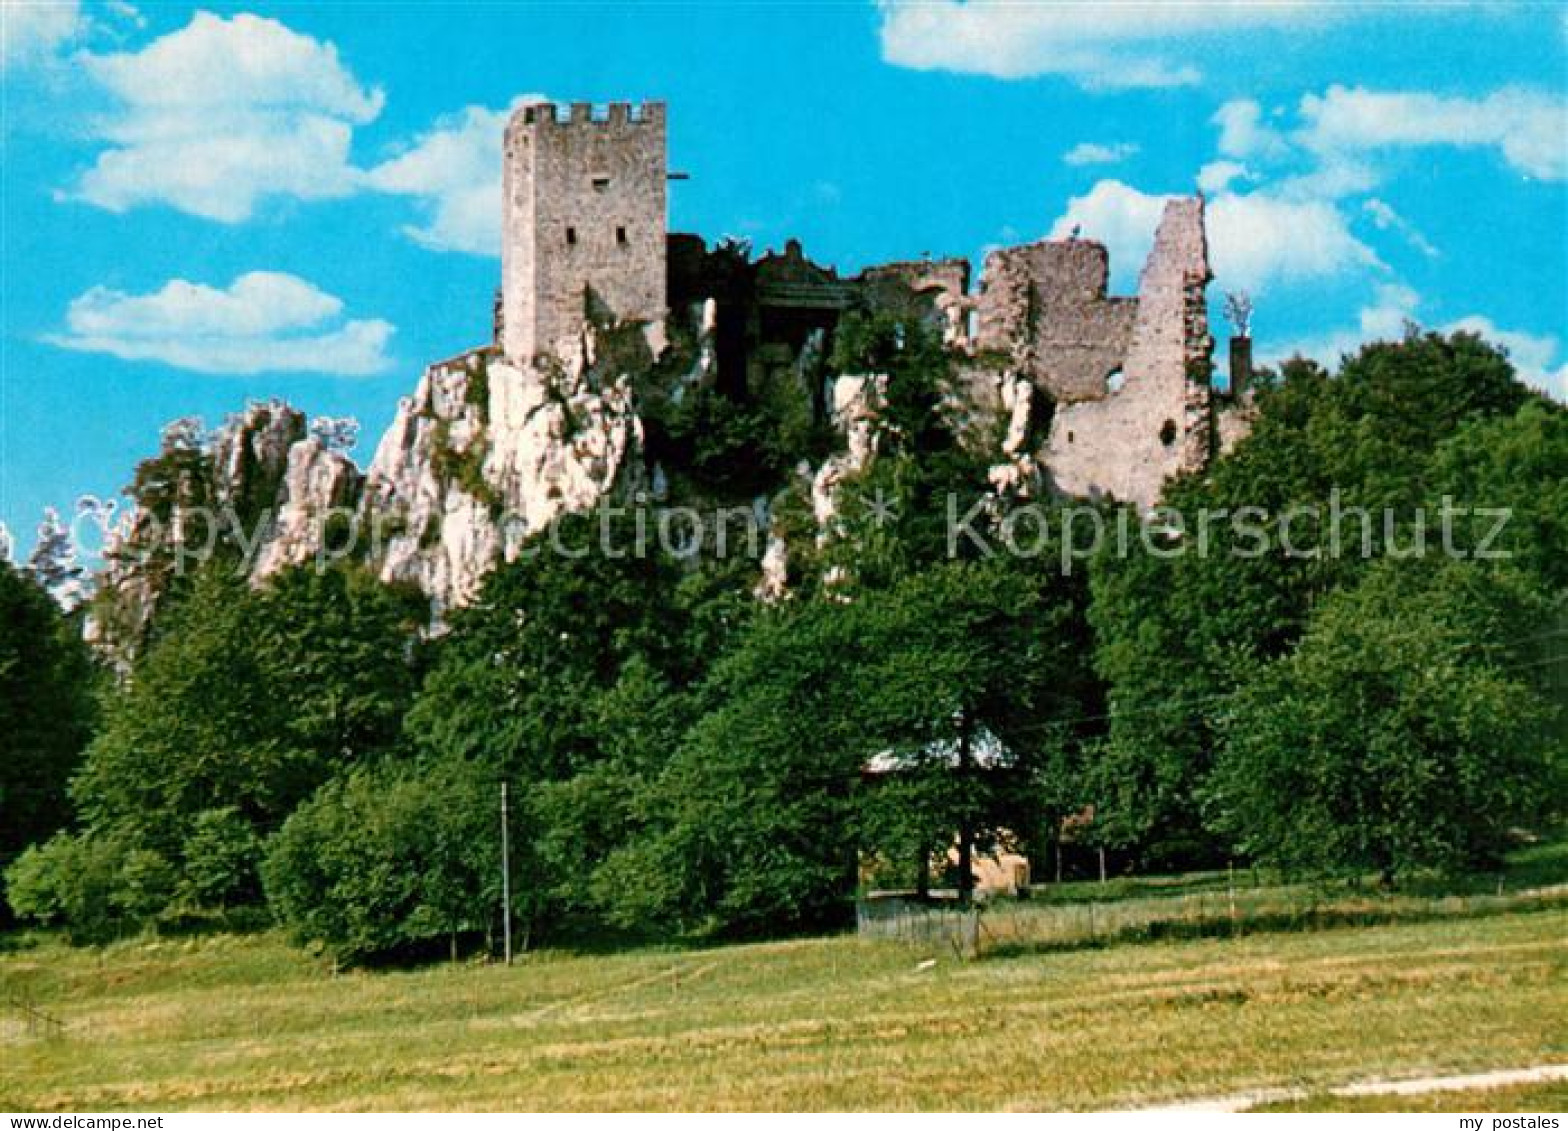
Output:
[
  {"xmin": 502, "ymin": 101, "xmax": 667, "ymax": 364},
  {"xmin": 1041, "ymin": 197, "xmax": 1216, "ymax": 508},
  {"xmin": 976, "ymin": 241, "xmax": 1139, "ymax": 404}
]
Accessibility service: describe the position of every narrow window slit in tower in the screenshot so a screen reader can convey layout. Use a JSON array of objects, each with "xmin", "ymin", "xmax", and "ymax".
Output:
[
  {"xmin": 566, "ymin": 226, "xmax": 577, "ymax": 246},
  {"xmin": 616, "ymin": 226, "xmax": 628, "ymax": 246}
]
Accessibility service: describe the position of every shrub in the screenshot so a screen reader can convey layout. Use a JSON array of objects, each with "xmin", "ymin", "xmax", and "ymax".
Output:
[
  {"xmin": 179, "ymin": 807, "xmax": 263, "ymax": 910},
  {"xmin": 4, "ymin": 830, "xmax": 171, "ymax": 943},
  {"xmin": 1210, "ymin": 562, "xmax": 1564, "ymax": 881},
  {"xmin": 263, "ymin": 759, "xmax": 509, "ymax": 963}
]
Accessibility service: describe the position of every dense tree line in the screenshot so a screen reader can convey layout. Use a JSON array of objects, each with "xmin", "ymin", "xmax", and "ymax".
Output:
[
  {"xmin": 3, "ymin": 324, "xmax": 1563, "ymax": 960},
  {"xmin": 0, "ymin": 558, "xmax": 96, "ymax": 900}
]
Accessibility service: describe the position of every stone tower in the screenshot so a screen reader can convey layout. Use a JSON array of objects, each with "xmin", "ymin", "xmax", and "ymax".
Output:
[
  {"xmin": 500, "ymin": 101, "xmax": 668, "ymax": 365},
  {"xmin": 1040, "ymin": 196, "xmax": 1217, "ymax": 509}
]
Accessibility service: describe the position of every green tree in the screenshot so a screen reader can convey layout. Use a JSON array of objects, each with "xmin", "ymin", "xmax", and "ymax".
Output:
[
  {"xmin": 5, "ymin": 829, "xmax": 170, "ymax": 943},
  {"xmin": 404, "ymin": 514, "xmax": 754, "ymax": 935},
  {"xmin": 853, "ymin": 557, "xmax": 1097, "ymax": 903},
  {"xmin": 405, "ymin": 512, "xmax": 687, "ymax": 785},
  {"xmin": 262, "ymin": 757, "xmax": 505, "ymax": 963},
  {"xmin": 178, "ymin": 807, "xmax": 263, "ymax": 910},
  {"xmin": 595, "ymin": 600, "xmax": 875, "ymax": 935},
  {"xmin": 813, "ymin": 311, "xmax": 991, "ymax": 592},
  {"xmin": 0, "ymin": 560, "xmax": 97, "ymax": 884},
  {"xmin": 74, "ymin": 569, "xmax": 295, "ymax": 851},
  {"xmin": 1087, "ymin": 332, "xmax": 1551, "ymax": 868},
  {"xmin": 25, "ymin": 507, "xmax": 87, "ymax": 610},
  {"xmin": 69, "ymin": 563, "xmax": 423, "ymax": 925},
  {"xmin": 1209, "ymin": 560, "xmax": 1565, "ymax": 881},
  {"xmin": 601, "ymin": 554, "xmax": 1098, "ymax": 931},
  {"xmin": 1425, "ymin": 400, "xmax": 1568, "ymax": 593},
  {"xmin": 252, "ymin": 566, "xmax": 428, "ymax": 765}
]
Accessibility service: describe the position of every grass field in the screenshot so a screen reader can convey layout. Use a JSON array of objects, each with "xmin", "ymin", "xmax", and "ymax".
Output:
[{"xmin": 3, "ymin": 898, "xmax": 1565, "ymax": 1111}]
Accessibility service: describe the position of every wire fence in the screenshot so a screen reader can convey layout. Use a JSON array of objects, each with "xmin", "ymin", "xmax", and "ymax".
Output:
[
  {"xmin": 857, "ymin": 895, "xmax": 981, "ymax": 958},
  {"xmin": 1, "ymin": 989, "xmax": 67, "ymax": 1043},
  {"xmin": 860, "ymin": 880, "xmax": 1568, "ymax": 960}
]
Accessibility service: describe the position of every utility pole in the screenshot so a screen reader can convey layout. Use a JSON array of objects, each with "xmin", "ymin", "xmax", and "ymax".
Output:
[{"xmin": 500, "ymin": 781, "xmax": 513, "ymax": 966}]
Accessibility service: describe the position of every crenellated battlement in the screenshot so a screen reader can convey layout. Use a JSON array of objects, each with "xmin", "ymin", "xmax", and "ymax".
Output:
[{"xmin": 511, "ymin": 100, "xmax": 664, "ymax": 133}]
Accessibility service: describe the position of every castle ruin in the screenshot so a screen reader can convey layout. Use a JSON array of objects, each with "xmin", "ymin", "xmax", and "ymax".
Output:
[
  {"xmin": 89, "ymin": 98, "xmax": 1257, "ymax": 652},
  {"xmin": 495, "ymin": 99, "xmax": 1250, "ymax": 510}
]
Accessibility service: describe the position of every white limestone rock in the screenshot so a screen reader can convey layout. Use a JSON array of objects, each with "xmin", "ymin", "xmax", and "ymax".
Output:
[
  {"xmin": 358, "ymin": 356, "xmax": 500, "ymax": 612},
  {"xmin": 485, "ymin": 355, "xmax": 644, "ymax": 544},
  {"xmin": 250, "ymin": 437, "xmax": 362, "ymax": 578},
  {"xmin": 810, "ymin": 373, "xmax": 886, "ymax": 531},
  {"xmin": 355, "ymin": 348, "xmax": 645, "ymax": 613}
]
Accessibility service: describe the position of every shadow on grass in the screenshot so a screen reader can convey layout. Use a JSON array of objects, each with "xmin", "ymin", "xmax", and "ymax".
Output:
[
  {"xmin": 0, "ymin": 931, "xmax": 42, "ymax": 956},
  {"xmin": 980, "ymin": 889, "xmax": 1568, "ymax": 961}
]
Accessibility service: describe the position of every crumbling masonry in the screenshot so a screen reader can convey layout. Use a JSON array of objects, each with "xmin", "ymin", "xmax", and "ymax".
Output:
[{"xmin": 498, "ymin": 99, "xmax": 1250, "ymax": 510}]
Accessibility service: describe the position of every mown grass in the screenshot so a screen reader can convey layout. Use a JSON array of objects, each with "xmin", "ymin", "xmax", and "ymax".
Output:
[
  {"xmin": 980, "ymin": 880, "xmax": 1568, "ymax": 957},
  {"xmin": 2, "ymin": 903, "xmax": 1565, "ymax": 1111},
  {"xmin": 1021, "ymin": 837, "xmax": 1568, "ymax": 908},
  {"xmin": 966, "ymin": 838, "xmax": 1568, "ymax": 956},
  {"xmin": 1250, "ymin": 1078, "xmax": 1568, "ymax": 1112}
]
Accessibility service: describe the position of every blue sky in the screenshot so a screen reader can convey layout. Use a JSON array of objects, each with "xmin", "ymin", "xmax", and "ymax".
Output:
[{"xmin": 2, "ymin": 0, "xmax": 1565, "ymax": 555}]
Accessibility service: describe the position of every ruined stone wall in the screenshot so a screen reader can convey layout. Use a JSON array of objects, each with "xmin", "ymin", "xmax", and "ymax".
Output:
[
  {"xmin": 502, "ymin": 102, "xmax": 667, "ymax": 364},
  {"xmin": 656, "ymin": 206, "xmax": 1232, "ymax": 516},
  {"xmin": 1042, "ymin": 197, "xmax": 1215, "ymax": 509},
  {"xmin": 859, "ymin": 257, "xmax": 970, "ymax": 299},
  {"xmin": 858, "ymin": 258, "xmax": 972, "ymax": 345},
  {"xmin": 975, "ymin": 241, "xmax": 1138, "ymax": 403},
  {"xmin": 1215, "ymin": 393, "xmax": 1258, "ymax": 456}
]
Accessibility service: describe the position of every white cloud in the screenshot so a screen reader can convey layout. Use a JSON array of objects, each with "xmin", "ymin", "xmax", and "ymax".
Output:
[
  {"xmin": 1270, "ymin": 288, "xmax": 1566, "ymax": 401},
  {"xmin": 1197, "ymin": 159, "xmax": 1249, "ymax": 195},
  {"xmin": 1, "ymin": 0, "xmax": 80, "ymax": 67},
  {"xmin": 71, "ymin": 11, "xmax": 383, "ymax": 221},
  {"xmin": 1063, "ymin": 141, "xmax": 1139, "ymax": 168},
  {"xmin": 1217, "ymin": 84, "xmax": 1567, "ymax": 196},
  {"xmin": 47, "ymin": 271, "xmax": 395, "ymax": 376},
  {"xmin": 1213, "ymin": 99, "xmax": 1289, "ymax": 162},
  {"xmin": 1207, "ymin": 191, "xmax": 1381, "ymax": 293},
  {"xmin": 1049, "ymin": 180, "xmax": 1170, "ymax": 283},
  {"xmin": 878, "ymin": 1, "xmax": 1343, "ymax": 89},
  {"xmin": 62, "ymin": 12, "xmax": 538, "ymax": 252},
  {"xmin": 1297, "ymin": 85, "xmax": 1567, "ymax": 181},
  {"xmin": 879, "ymin": 1, "xmax": 1198, "ymax": 87},
  {"xmin": 1271, "ymin": 283, "xmax": 1420, "ymax": 367},
  {"xmin": 1362, "ymin": 198, "xmax": 1439, "ymax": 259},
  {"xmin": 102, "ymin": 0, "xmax": 144, "ymax": 31},
  {"xmin": 1052, "ymin": 178, "xmax": 1379, "ymax": 294},
  {"xmin": 879, "ymin": 4, "xmax": 1525, "ymax": 96},
  {"xmin": 366, "ymin": 97, "xmax": 542, "ymax": 256}
]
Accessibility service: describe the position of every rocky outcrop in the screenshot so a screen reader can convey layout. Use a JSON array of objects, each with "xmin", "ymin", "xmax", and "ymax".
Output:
[
  {"xmin": 251, "ymin": 437, "xmax": 362, "ymax": 577},
  {"xmin": 986, "ymin": 373, "xmax": 1047, "ymax": 499},
  {"xmin": 86, "ymin": 328, "xmax": 655, "ymax": 652},
  {"xmin": 86, "ymin": 401, "xmax": 364, "ymax": 664},
  {"xmin": 356, "ymin": 353, "xmax": 499, "ymax": 611},
  {"xmin": 811, "ymin": 374, "xmax": 886, "ymax": 530},
  {"xmin": 355, "ymin": 343, "xmax": 645, "ymax": 612},
  {"xmin": 485, "ymin": 357, "xmax": 643, "ymax": 538}
]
